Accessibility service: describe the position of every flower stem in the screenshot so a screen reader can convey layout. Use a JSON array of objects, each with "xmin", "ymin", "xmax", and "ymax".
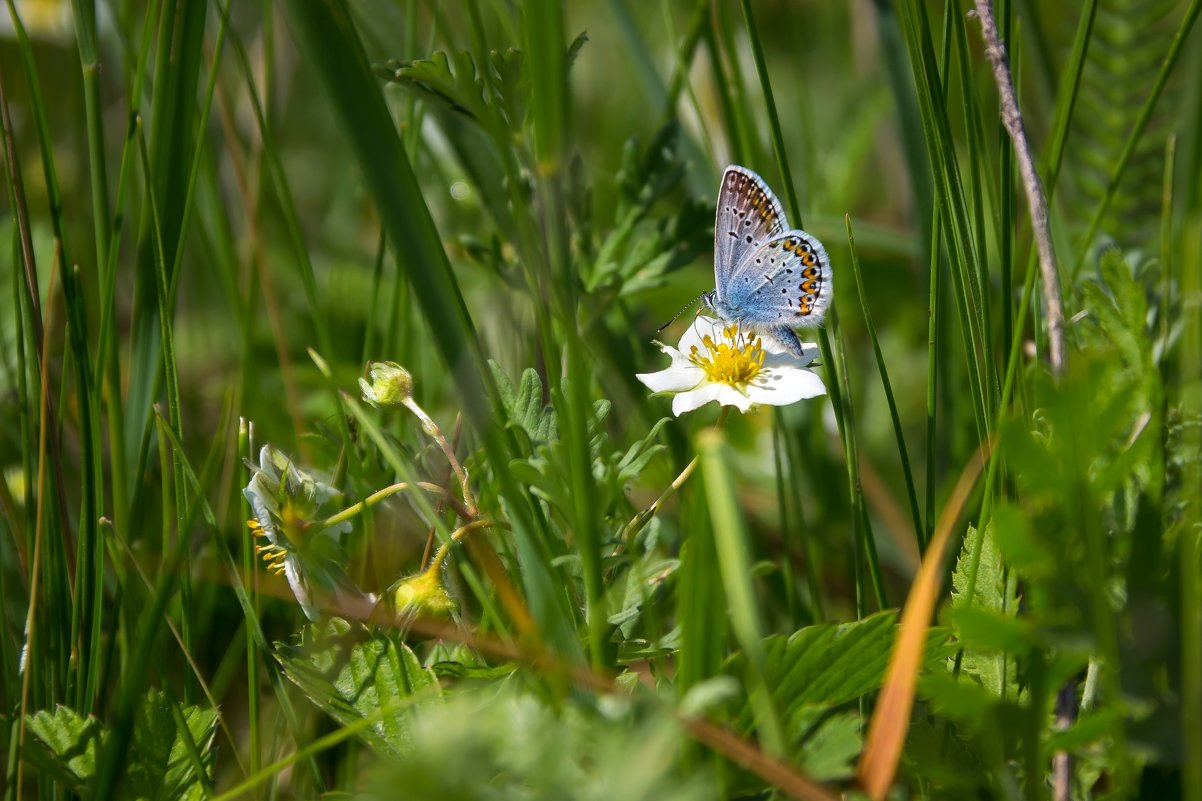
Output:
[
  {"xmin": 316, "ymin": 481, "xmax": 468, "ymax": 529},
  {"xmin": 402, "ymin": 397, "xmax": 477, "ymax": 517},
  {"xmin": 620, "ymin": 407, "xmax": 730, "ymax": 545},
  {"xmin": 425, "ymin": 518, "xmax": 498, "ymax": 574}
]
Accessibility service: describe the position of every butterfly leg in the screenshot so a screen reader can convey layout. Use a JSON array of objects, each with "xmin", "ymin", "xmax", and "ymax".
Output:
[{"xmin": 770, "ymin": 326, "xmax": 805, "ymax": 357}]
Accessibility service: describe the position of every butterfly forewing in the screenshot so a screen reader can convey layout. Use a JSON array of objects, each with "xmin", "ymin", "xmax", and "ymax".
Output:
[
  {"xmin": 714, "ymin": 166, "xmax": 787, "ymax": 298},
  {"xmin": 718, "ymin": 230, "xmax": 831, "ymax": 328}
]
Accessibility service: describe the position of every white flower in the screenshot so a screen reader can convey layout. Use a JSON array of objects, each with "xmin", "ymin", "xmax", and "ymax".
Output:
[
  {"xmin": 243, "ymin": 445, "xmax": 367, "ymax": 621},
  {"xmin": 636, "ymin": 316, "xmax": 826, "ymax": 416}
]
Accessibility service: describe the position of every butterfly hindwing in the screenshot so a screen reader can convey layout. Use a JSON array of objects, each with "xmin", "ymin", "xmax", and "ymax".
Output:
[
  {"xmin": 713, "ymin": 166, "xmax": 787, "ymax": 297},
  {"xmin": 714, "ymin": 229, "xmax": 831, "ymax": 329}
]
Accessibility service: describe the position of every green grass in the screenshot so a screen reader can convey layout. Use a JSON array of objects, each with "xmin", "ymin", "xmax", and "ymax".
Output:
[{"xmin": 2, "ymin": 1, "xmax": 1201, "ymax": 799}]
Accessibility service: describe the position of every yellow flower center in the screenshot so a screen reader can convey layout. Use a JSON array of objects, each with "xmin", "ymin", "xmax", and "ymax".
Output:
[{"xmin": 689, "ymin": 325, "xmax": 765, "ymax": 389}]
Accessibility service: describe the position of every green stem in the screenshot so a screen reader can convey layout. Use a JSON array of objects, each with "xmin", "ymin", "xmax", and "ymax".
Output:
[
  {"xmin": 621, "ymin": 407, "xmax": 730, "ymax": 544},
  {"xmin": 317, "ymin": 482, "xmax": 468, "ymax": 530},
  {"xmin": 402, "ymin": 397, "xmax": 476, "ymax": 516}
]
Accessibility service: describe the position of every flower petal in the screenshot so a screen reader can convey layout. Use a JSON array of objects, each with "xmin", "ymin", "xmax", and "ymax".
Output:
[
  {"xmin": 747, "ymin": 366, "xmax": 827, "ymax": 406},
  {"xmin": 676, "ymin": 316, "xmax": 726, "ymax": 355},
  {"xmin": 285, "ymin": 555, "xmax": 320, "ymax": 622},
  {"xmin": 243, "ymin": 479, "xmax": 281, "ymax": 543},
  {"xmin": 671, "ymin": 383, "xmax": 726, "ymax": 415},
  {"xmin": 761, "ymin": 341, "xmax": 820, "ymax": 365},
  {"xmin": 637, "ymin": 364, "xmax": 705, "ymax": 393}
]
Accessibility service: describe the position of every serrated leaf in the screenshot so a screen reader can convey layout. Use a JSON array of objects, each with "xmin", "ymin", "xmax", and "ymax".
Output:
[
  {"xmin": 23, "ymin": 706, "xmax": 100, "ymax": 791},
  {"xmin": 747, "ymin": 611, "xmax": 955, "ymax": 743},
  {"xmin": 430, "ymin": 661, "xmax": 519, "ymax": 680},
  {"xmin": 383, "ymin": 50, "xmax": 491, "ymax": 123},
  {"xmin": 796, "ymin": 710, "xmax": 862, "ymax": 782},
  {"xmin": 277, "ymin": 618, "xmax": 440, "ymax": 757},
  {"xmin": 127, "ymin": 692, "xmax": 219, "ymax": 801},
  {"xmin": 490, "ymin": 362, "xmax": 558, "ymax": 445},
  {"xmin": 23, "ymin": 692, "xmax": 217, "ymax": 801},
  {"xmin": 950, "ymin": 522, "xmax": 1021, "ymax": 699},
  {"xmin": 487, "ymin": 47, "xmax": 525, "ymax": 127}
]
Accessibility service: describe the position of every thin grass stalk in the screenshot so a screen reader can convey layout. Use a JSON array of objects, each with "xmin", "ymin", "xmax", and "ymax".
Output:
[
  {"xmin": 2, "ymin": 0, "xmax": 85, "ymax": 605},
  {"xmin": 739, "ymin": 0, "xmax": 884, "ymax": 608},
  {"xmin": 872, "ymin": 0, "xmax": 934, "ymax": 256},
  {"xmin": 846, "ymin": 216, "xmax": 924, "ymax": 549},
  {"xmin": 1070, "ymin": 0, "xmax": 1202, "ymax": 277},
  {"xmin": 925, "ymin": 204, "xmax": 942, "ymax": 549},
  {"xmin": 659, "ymin": 0, "xmax": 708, "ymax": 124},
  {"xmin": 900, "ymin": 0, "xmax": 992, "ymax": 440},
  {"xmin": 701, "ymin": 20, "xmax": 747, "ymax": 164},
  {"xmin": 950, "ymin": 5, "xmax": 994, "ymax": 368},
  {"xmin": 124, "ymin": 0, "xmax": 207, "ymax": 496},
  {"xmin": 699, "ymin": 429, "xmax": 785, "ymax": 755},
  {"xmin": 12, "ymin": 261, "xmax": 62, "ymax": 801},
  {"xmin": 770, "ymin": 416, "xmax": 798, "ymax": 620},
  {"xmin": 972, "ymin": 0, "xmax": 1065, "ymax": 377},
  {"xmin": 783, "ymin": 423, "xmax": 825, "ymax": 622},
  {"xmin": 998, "ymin": 0, "xmax": 1015, "ymax": 357},
  {"xmin": 94, "ymin": 0, "xmax": 163, "ymax": 540},
  {"xmin": 136, "ymin": 121, "xmax": 193, "ymax": 701},
  {"xmin": 1040, "ymin": 0, "xmax": 1097, "ymax": 188},
  {"xmin": 69, "ymin": 3, "xmax": 113, "ymax": 711},
  {"xmin": 239, "ymin": 419, "xmax": 260, "ymax": 777},
  {"xmin": 165, "ymin": 0, "xmax": 233, "ymax": 309},
  {"xmin": 715, "ymin": 1, "xmax": 760, "ymax": 166},
  {"xmin": 1179, "ymin": 218, "xmax": 1202, "ymax": 801}
]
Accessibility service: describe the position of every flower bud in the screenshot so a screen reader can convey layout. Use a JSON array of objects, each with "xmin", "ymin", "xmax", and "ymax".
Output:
[
  {"xmin": 359, "ymin": 361, "xmax": 414, "ymax": 408},
  {"xmin": 392, "ymin": 566, "xmax": 457, "ymax": 618}
]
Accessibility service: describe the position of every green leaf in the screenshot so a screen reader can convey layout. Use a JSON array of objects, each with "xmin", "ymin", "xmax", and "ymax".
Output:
[
  {"xmin": 24, "ymin": 706, "xmax": 100, "ymax": 792},
  {"xmin": 736, "ymin": 610, "xmax": 956, "ymax": 747},
  {"xmin": 23, "ymin": 692, "xmax": 217, "ymax": 801},
  {"xmin": 796, "ymin": 710, "xmax": 863, "ymax": 782},
  {"xmin": 615, "ymin": 418, "xmax": 669, "ymax": 484},
  {"xmin": 991, "ymin": 503, "xmax": 1053, "ymax": 578},
  {"xmin": 917, "ymin": 671, "xmax": 1002, "ymax": 733},
  {"xmin": 951, "ymin": 522, "xmax": 1021, "ymax": 699},
  {"xmin": 126, "ymin": 692, "xmax": 218, "ymax": 801},
  {"xmin": 276, "ymin": 618, "xmax": 440, "ymax": 758},
  {"xmin": 379, "ymin": 50, "xmax": 492, "ymax": 123},
  {"xmin": 606, "ymin": 556, "xmax": 680, "ymax": 637},
  {"xmin": 948, "ymin": 606, "xmax": 1036, "ymax": 657},
  {"xmin": 1044, "ymin": 706, "xmax": 1128, "ymax": 752},
  {"xmin": 489, "ymin": 362, "xmax": 559, "ymax": 446}
]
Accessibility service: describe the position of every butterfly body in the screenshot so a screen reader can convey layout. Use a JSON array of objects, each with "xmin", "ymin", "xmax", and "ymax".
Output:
[{"xmin": 703, "ymin": 166, "xmax": 831, "ymax": 356}]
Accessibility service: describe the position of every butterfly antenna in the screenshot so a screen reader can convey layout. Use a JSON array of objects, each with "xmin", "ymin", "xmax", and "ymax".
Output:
[{"xmin": 657, "ymin": 292, "xmax": 708, "ymax": 333}]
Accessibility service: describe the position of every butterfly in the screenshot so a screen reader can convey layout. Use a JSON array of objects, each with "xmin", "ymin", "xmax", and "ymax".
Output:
[{"xmin": 702, "ymin": 165, "xmax": 831, "ymax": 357}]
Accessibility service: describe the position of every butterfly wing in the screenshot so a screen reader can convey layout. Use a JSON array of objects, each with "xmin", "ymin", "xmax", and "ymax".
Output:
[
  {"xmin": 712, "ymin": 229, "xmax": 832, "ymax": 329},
  {"xmin": 714, "ymin": 166, "xmax": 787, "ymax": 300}
]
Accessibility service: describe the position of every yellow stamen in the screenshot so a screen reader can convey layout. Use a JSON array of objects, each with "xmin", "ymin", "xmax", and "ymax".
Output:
[{"xmin": 688, "ymin": 325, "xmax": 765, "ymax": 390}]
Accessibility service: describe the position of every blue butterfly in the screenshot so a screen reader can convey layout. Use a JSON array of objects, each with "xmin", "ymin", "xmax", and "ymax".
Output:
[{"xmin": 702, "ymin": 165, "xmax": 831, "ymax": 356}]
